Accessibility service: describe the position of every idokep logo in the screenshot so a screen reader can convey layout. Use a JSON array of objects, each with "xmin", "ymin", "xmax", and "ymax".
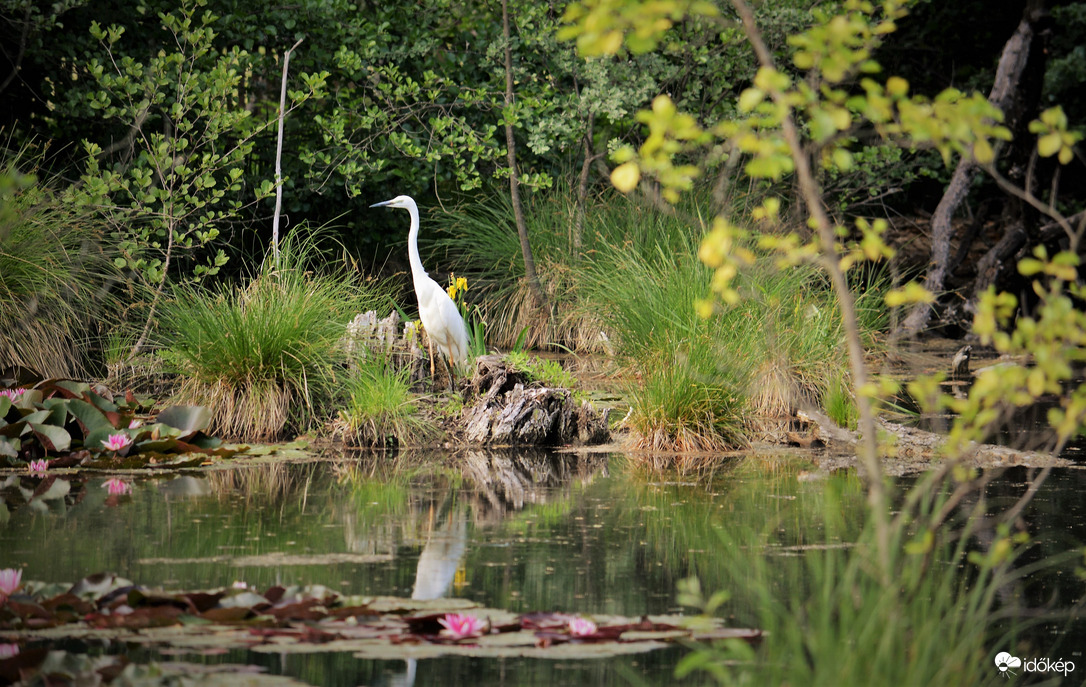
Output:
[
  {"xmin": 994, "ymin": 651, "xmax": 1076, "ymax": 678},
  {"xmin": 995, "ymin": 652, "xmax": 1022, "ymax": 677}
]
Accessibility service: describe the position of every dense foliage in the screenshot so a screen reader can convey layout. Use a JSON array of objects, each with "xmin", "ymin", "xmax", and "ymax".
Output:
[{"xmin": 1, "ymin": 0, "xmax": 1084, "ymax": 447}]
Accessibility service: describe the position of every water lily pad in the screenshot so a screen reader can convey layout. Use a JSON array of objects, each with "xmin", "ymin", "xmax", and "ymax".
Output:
[
  {"xmin": 67, "ymin": 398, "xmax": 116, "ymax": 436},
  {"xmin": 28, "ymin": 422, "xmax": 71, "ymax": 453},
  {"xmin": 156, "ymin": 406, "xmax": 212, "ymax": 435},
  {"xmin": 0, "ymin": 576, "xmax": 761, "ymax": 665}
]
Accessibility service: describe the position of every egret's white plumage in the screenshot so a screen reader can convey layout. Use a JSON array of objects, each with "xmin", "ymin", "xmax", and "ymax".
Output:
[{"xmin": 370, "ymin": 195, "xmax": 469, "ymax": 377}]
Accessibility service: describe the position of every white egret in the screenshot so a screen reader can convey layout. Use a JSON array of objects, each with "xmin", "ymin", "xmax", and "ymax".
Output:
[{"xmin": 370, "ymin": 195, "xmax": 469, "ymax": 385}]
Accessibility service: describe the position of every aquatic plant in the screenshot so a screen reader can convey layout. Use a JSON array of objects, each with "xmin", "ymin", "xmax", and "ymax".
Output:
[
  {"xmin": 438, "ymin": 612, "xmax": 485, "ymax": 639},
  {"xmin": 103, "ymin": 478, "xmax": 131, "ymax": 496},
  {"xmin": 0, "ymin": 568, "xmax": 21, "ymax": 601},
  {"xmin": 27, "ymin": 459, "xmax": 47, "ymax": 475},
  {"xmin": 568, "ymin": 617, "xmax": 598, "ymax": 637},
  {"xmin": 0, "ymin": 379, "xmax": 226, "ymax": 467},
  {"xmin": 101, "ymin": 433, "xmax": 133, "ymax": 454},
  {"xmin": 159, "ymin": 229, "xmax": 388, "ymax": 441}
]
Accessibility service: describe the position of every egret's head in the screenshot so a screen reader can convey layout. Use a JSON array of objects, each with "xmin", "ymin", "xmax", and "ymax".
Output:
[{"xmin": 369, "ymin": 195, "xmax": 413, "ymax": 209}]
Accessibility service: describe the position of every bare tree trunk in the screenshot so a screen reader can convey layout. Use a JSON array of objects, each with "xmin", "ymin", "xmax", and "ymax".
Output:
[
  {"xmin": 896, "ymin": 10, "xmax": 1036, "ymax": 338},
  {"xmin": 501, "ymin": 0, "xmax": 547, "ymax": 309},
  {"xmin": 271, "ymin": 37, "xmax": 305, "ymax": 265},
  {"xmin": 0, "ymin": 4, "xmax": 31, "ymax": 96},
  {"xmin": 573, "ymin": 115, "xmax": 597, "ymax": 262}
]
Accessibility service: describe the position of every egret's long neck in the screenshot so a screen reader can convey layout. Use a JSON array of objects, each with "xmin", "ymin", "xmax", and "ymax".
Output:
[{"xmin": 405, "ymin": 198, "xmax": 427, "ymax": 282}]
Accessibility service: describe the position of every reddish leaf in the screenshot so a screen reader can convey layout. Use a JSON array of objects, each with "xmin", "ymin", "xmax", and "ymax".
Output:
[
  {"xmin": 4, "ymin": 600, "xmax": 54, "ymax": 622},
  {"xmin": 0, "ymin": 647, "xmax": 48, "ymax": 684},
  {"xmin": 96, "ymin": 654, "xmax": 130, "ymax": 682},
  {"xmin": 41, "ymin": 593, "xmax": 95, "ymax": 616},
  {"xmin": 200, "ymin": 607, "xmax": 254, "ymax": 623},
  {"xmin": 182, "ymin": 592, "xmax": 225, "ymax": 613},
  {"xmin": 327, "ymin": 605, "xmax": 379, "ymax": 620},
  {"xmin": 86, "ymin": 606, "xmax": 183, "ymax": 629}
]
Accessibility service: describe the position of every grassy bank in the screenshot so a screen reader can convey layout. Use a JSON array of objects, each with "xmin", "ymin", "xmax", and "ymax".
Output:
[
  {"xmin": 432, "ymin": 187, "xmax": 885, "ymax": 451},
  {"xmin": 157, "ymin": 231, "xmax": 390, "ymax": 440},
  {"xmin": 0, "ymin": 159, "xmax": 116, "ymax": 379}
]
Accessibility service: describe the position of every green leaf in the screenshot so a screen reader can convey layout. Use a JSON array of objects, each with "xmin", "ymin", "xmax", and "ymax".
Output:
[
  {"xmin": 68, "ymin": 399, "xmax": 116, "ymax": 435},
  {"xmin": 0, "ymin": 436, "xmax": 18, "ymax": 458},
  {"xmin": 157, "ymin": 406, "xmax": 212, "ymax": 435},
  {"xmin": 29, "ymin": 423, "xmax": 72, "ymax": 453},
  {"xmin": 1038, "ymin": 132, "xmax": 1062, "ymax": 158}
]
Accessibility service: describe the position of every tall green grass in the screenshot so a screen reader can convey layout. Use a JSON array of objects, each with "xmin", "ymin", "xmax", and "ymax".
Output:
[
  {"xmin": 434, "ymin": 185, "xmax": 885, "ymax": 450},
  {"xmin": 430, "ymin": 188, "xmax": 692, "ymax": 350},
  {"xmin": 677, "ymin": 472, "xmax": 1074, "ymax": 687},
  {"xmin": 158, "ymin": 230, "xmax": 388, "ymax": 440},
  {"xmin": 336, "ymin": 356, "xmax": 433, "ymax": 447},
  {"xmin": 0, "ymin": 155, "xmax": 115, "ymax": 378}
]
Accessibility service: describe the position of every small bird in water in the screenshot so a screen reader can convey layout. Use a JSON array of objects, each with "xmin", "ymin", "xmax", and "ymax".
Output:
[{"xmin": 951, "ymin": 344, "xmax": 972, "ymax": 379}]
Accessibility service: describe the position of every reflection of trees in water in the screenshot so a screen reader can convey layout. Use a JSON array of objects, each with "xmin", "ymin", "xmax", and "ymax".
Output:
[
  {"xmin": 461, "ymin": 449, "xmax": 608, "ymax": 525},
  {"xmin": 332, "ymin": 448, "xmax": 609, "ymax": 558},
  {"xmin": 203, "ymin": 462, "xmax": 320, "ymax": 506}
]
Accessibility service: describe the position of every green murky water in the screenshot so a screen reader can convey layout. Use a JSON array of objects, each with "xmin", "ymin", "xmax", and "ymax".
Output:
[{"xmin": 1, "ymin": 450, "xmax": 1083, "ymax": 685}]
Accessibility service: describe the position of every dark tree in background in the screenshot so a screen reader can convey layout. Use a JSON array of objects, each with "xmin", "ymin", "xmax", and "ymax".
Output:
[
  {"xmin": 882, "ymin": 0, "xmax": 1085, "ymax": 336},
  {"xmin": 1, "ymin": 0, "xmax": 1083, "ymax": 325}
]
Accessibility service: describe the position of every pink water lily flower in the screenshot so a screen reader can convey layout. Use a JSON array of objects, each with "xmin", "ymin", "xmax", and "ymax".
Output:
[
  {"xmin": 438, "ymin": 612, "xmax": 485, "ymax": 639},
  {"xmin": 103, "ymin": 478, "xmax": 131, "ymax": 496},
  {"xmin": 0, "ymin": 568, "xmax": 22, "ymax": 601},
  {"xmin": 27, "ymin": 459, "xmax": 48, "ymax": 475},
  {"xmin": 128, "ymin": 419, "xmax": 143, "ymax": 429},
  {"xmin": 568, "ymin": 616, "xmax": 598, "ymax": 637},
  {"xmin": 0, "ymin": 643, "xmax": 18, "ymax": 659},
  {"xmin": 0, "ymin": 388, "xmax": 24, "ymax": 401},
  {"xmin": 101, "ymin": 433, "xmax": 132, "ymax": 452}
]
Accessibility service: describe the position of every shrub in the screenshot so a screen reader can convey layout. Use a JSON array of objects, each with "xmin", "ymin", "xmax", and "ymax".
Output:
[
  {"xmin": 0, "ymin": 157, "xmax": 115, "ymax": 379},
  {"xmin": 158, "ymin": 230, "xmax": 387, "ymax": 440}
]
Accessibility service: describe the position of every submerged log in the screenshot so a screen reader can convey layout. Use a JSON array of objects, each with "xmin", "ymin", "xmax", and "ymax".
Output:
[
  {"xmin": 796, "ymin": 408, "xmax": 1071, "ymax": 474},
  {"xmin": 464, "ymin": 355, "xmax": 610, "ymax": 447}
]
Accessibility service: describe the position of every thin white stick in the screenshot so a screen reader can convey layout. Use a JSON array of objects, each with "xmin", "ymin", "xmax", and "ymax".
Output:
[{"xmin": 272, "ymin": 37, "xmax": 305, "ymax": 263}]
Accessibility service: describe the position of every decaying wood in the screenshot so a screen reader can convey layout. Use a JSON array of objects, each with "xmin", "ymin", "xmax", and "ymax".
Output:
[
  {"xmin": 897, "ymin": 12, "xmax": 1037, "ymax": 339},
  {"xmin": 464, "ymin": 356, "xmax": 610, "ymax": 447},
  {"xmin": 796, "ymin": 408, "xmax": 1071, "ymax": 475},
  {"xmin": 342, "ymin": 310, "xmax": 429, "ymax": 381}
]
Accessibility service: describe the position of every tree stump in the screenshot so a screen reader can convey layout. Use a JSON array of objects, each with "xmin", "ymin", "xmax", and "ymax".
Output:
[
  {"xmin": 342, "ymin": 310, "xmax": 431, "ymax": 384},
  {"xmin": 464, "ymin": 355, "xmax": 610, "ymax": 446}
]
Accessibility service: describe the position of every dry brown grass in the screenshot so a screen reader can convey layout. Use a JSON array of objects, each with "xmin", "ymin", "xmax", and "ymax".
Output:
[
  {"xmin": 172, "ymin": 376, "xmax": 293, "ymax": 442},
  {"xmin": 477, "ymin": 263, "xmax": 612, "ymax": 353}
]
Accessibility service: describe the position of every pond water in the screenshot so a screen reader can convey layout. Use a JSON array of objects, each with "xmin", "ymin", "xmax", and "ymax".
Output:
[{"xmin": 1, "ymin": 449, "xmax": 1083, "ymax": 685}]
